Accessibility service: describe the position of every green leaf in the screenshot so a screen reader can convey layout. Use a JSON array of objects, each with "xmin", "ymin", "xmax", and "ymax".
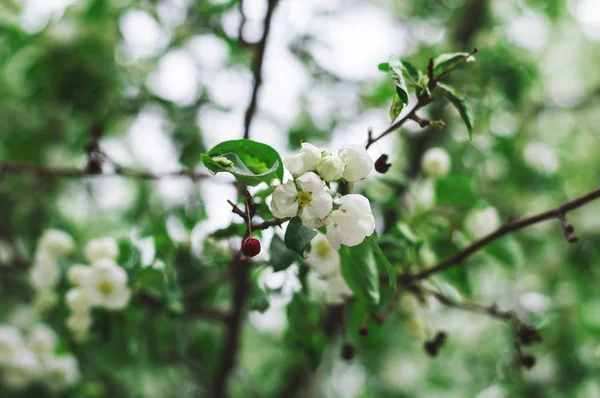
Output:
[
  {"xmin": 437, "ymin": 83, "xmax": 474, "ymax": 140},
  {"xmin": 388, "ymin": 55, "xmax": 409, "ymax": 105},
  {"xmin": 389, "ymin": 93, "xmax": 403, "ymax": 121},
  {"xmin": 377, "ymin": 62, "xmax": 389, "ymax": 72},
  {"xmin": 435, "ymin": 174, "xmax": 477, "ymax": 207},
  {"xmin": 339, "ymin": 241, "xmax": 380, "ymax": 306},
  {"xmin": 433, "ymin": 52, "xmax": 473, "ymax": 76},
  {"xmin": 396, "ymin": 223, "xmax": 422, "ymax": 245},
  {"xmin": 365, "ymin": 234, "xmax": 396, "ymax": 289},
  {"xmin": 270, "ymin": 235, "xmax": 300, "ymax": 271},
  {"xmin": 201, "ymin": 139, "xmax": 284, "ymax": 186},
  {"xmin": 284, "ymin": 217, "xmax": 317, "ymax": 257},
  {"xmin": 402, "ymin": 61, "xmax": 420, "ymax": 83},
  {"xmin": 485, "ymin": 236, "xmax": 523, "ymax": 269}
]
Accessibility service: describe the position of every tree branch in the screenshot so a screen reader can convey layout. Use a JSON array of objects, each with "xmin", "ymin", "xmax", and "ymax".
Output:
[
  {"xmin": 409, "ymin": 186, "xmax": 600, "ymax": 281},
  {"xmin": 0, "ymin": 161, "xmax": 208, "ymax": 181},
  {"xmin": 243, "ymin": 0, "xmax": 280, "ymax": 139}
]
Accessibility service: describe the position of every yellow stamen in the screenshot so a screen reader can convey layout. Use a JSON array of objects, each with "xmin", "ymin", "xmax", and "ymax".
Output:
[
  {"xmin": 297, "ymin": 191, "xmax": 312, "ymax": 208},
  {"xmin": 315, "ymin": 241, "xmax": 330, "ymax": 258},
  {"xmin": 98, "ymin": 280, "xmax": 113, "ymax": 295}
]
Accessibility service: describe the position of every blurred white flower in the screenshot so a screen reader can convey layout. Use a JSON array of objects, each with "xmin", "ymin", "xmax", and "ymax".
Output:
[
  {"xmin": 464, "ymin": 206, "xmax": 501, "ymax": 239},
  {"xmin": 67, "ymin": 264, "xmax": 91, "ymax": 286},
  {"xmin": 270, "ymin": 180, "xmax": 299, "ymax": 219},
  {"xmin": 421, "ymin": 147, "xmax": 451, "ymax": 178},
  {"xmin": 476, "ymin": 385, "xmax": 506, "ymax": 398},
  {"xmin": 33, "ymin": 290, "xmax": 58, "ymax": 313},
  {"xmin": 8, "ymin": 306, "xmax": 39, "ymax": 332},
  {"xmin": 296, "ymin": 172, "xmax": 333, "ymax": 228},
  {"xmin": 326, "ymin": 194, "xmax": 375, "ymax": 249},
  {"xmin": 30, "ymin": 250, "xmax": 60, "ymax": 290},
  {"xmin": 2, "ymin": 348, "xmax": 41, "ymax": 389},
  {"xmin": 38, "ymin": 229, "xmax": 74, "ymax": 258},
  {"xmin": 66, "ymin": 313, "xmax": 92, "ymax": 337},
  {"xmin": 317, "ymin": 155, "xmax": 345, "ymax": 182},
  {"xmin": 0, "ymin": 238, "xmax": 15, "ymax": 264},
  {"xmin": 523, "ymin": 142, "xmax": 558, "ymax": 175},
  {"xmin": 519, "ymin": 291, "xmax": 551, "ymax": 313},
  {"xmin": 0, "ymin": 325, "xmax": 25, "ymax": 365},
  {"xmin": 43, "ymin": 354, "xmax": 80, "ymax": 391},
  {"xmin": 338, "ymin": 144, "xmax": 373, "ymax": 182},
  {"xmin": 284, "ymin": 143, "xmax": 322, "ymax": 177},
  {"xmin": 325, "ymin": 273, "xmax": 353, "ymax": 304},
  {"xmin": 81, "ymin": 259, "xmax": 131, "ymax": 310},
  {"xmin": 305, "ymin": 233, "xmax": 340, "ymax": 277},
  {"xmin": 26, "ymin": 324, "xmax": 57, "ymax": 358},
  {"xmin": 66, "ymin": 289, "xmax": 92, "ymax": 313},
  {"xmin": 84, "ymin": 237, "xmax": 119, "ymax": 262}
]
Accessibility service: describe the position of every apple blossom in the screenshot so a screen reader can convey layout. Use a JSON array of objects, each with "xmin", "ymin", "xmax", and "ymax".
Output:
[
  {"xmin": 270, "ymin": 180, "xmax": 300, "ymax": 219},
  {"xmin": 26, "ymin": 324, "xmax": 57, "ymax": 358},
  {"xmin": 37, "ymin": 229, "xmax": 74, "ymax": 257},
  {"xmin": 33, "ymin": 290, "xmax": 58, "ymax": 313},
  {"xmin": 464, "ymin": 206, "xmax": 501, "ymax": 239},
  {"xmin": 305, "ymin": 233, "xmax": 340, "ymax": 277},
  {"xmin": 81, "ymin": 259, "xmax": 131, "ymax": 310},
  {"xmin": 326, "ymin": 194, "xmax": 375, "ymax": 250},
  {"xmin": 2, "ymin": 348, "xmax": 41, "ymax": 389},
  {"xmin": 283, "ymin": 143, "xmax": 322, "ymax": 177},
  {"xmin": 338, "ymin": 145, "xmax": 373, "ymax": 182},
  {"xmin": 67, "ymin": 264, "xmax": 91, "ymax": 286},
  {"xmin": 65, "ymin": 289, "xmax": 92, "ymax": 313},
  {"xmin": 421, "ymin": 147, "xmax": 451, "ymax": 178},
  {"xmin": 8, "ymin": 306, "xmax": 39, "ymax": 332},
  {"xmin": 295, "ymin": 172, "xmax": 333, "ymax": 228},
  {"xmin": 29, "ymin": 251, "xmax": 60, "ymax": 290},
  {"xmin": 316, "ymin": 155, "xmax": 345, "ymax": 182},
  {"xmin": 84, "ymin": 237, "xmax": 119, "ymax": 262},
  {"xmin": 66, "ymin": 312, "xmax": 92, "ymax": 336},
  {"xmin": 325, "ymin": 273, "xmax": 354, "ymax": 305},
  {"xmin": 43, "ymin": 354, "xmax": 80, "ymax": 391},
  {"xmin": 0, "ymin": 325, "xmax": 25, "ymax": 365}
]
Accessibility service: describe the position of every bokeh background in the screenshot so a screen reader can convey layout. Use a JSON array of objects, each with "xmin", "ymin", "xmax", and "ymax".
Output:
[{"xmin": 1, "ymin": 0, "xmax": 600, "ymax": 397}]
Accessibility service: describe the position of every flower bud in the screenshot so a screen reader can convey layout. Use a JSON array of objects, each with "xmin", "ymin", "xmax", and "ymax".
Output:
[
  {"xmin": 316, "ymin": 155, "xmax": 345, "ymax": 182},
  {"xmin": 338, "ymin": 145, "xmax": 373, "ymax": 182},
  {"xmin": 421, "ymin": 147, "xmax": 451, "ymax": 178},
  {"xmin": 284, "ymin": 143, "xmax": 322, "ymax": 177}
]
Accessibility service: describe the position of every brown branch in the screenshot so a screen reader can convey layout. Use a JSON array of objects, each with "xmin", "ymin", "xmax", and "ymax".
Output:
[
  {"xmin": 409, "ymin": 186, "xmax": 600, "ymax": 281},
  {"xmin": 0, "ymin": 161, "xmax": 208, "ymax": 181},
  {"xmin": 243, "ymin": 0, "xmax": 280, "ymax": 139}
]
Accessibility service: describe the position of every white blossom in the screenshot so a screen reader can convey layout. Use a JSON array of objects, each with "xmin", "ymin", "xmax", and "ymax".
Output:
[
  {"xmin": 305, "ymin": 233, "xmax": 340, "ymax": 277},
  {"xmin": 2, "ymin": 348, "xmax": 41, "ymax": 389},
  {"xmin": 270, "ymin": 180, "xmax": 299, "ymax": 219},
  {"xmin": 295, "ymin": 172, "xmax": 333, "ymax": 228},
  {"xmin": 65, "ymin": 289, "xmax": 92, "ymax": 313},
  {"xmin": 67, "ymin": 264, "xmax": 91, "ymax": 286},
  {"xmin": 523, "ymin": 141, "xmax": 558, "ymax": 175},
  {"xmin": 81, "ymin": 259, "xmax": 131, "ymax": 310},
  {"xmin": 0, "ymin": 325, "xmax": 25, "ymax": 365},
  {"xmin": 33, "ymin": 290, "xmax": 58, "ymax": 313},
  {"xmin": 84, "ymin": 237, "xmax": 119, "ymax": 262},
  {"xmin": 464, "ymin": 206, "xmax": 501, "ymax": 239},
  {"xmin": 29, "ymin": 250, "xmax": 60, "ymax": 290},
  {"xmin": 476, "ymin": 386, "xmax": 506, "ymax": 398},
  {"xmin": 26, "ymin": 324, "xmax": 57, "ymax": 358},
  {"xmin": 283, "ymin": 143, "xmax": 322, "ymax": 177},
  {"xmin": 37, "ymin": 229, "xmax": 74, "ymax": 257},
  {"xmin": 325, "ymin": 273, "xmax": 353, "ymax": 305},
  {"xmin": 326, "ymin": 194, "xmax": 375, "ymax": 250},
  {"xmin": 43, "ymin": 354, "xmax": 80, "ymax": 391},
  {"xmin": 8, "ymin": 306, "xmax": 39, "ymax": 332},
  {"xmin": 338, "ymin": 145, "xmax": 373, "ymax": 182},
  {"xmin": 316, "ymin": 155, "xmax": 345, "ymax": 182},
  {"xmin": 421, "ymin": 147, "xmax": 451, "ymax": 178},
  {"xmin": 66, "ymin": 313, "xmax": 92, "ymax": 336}
]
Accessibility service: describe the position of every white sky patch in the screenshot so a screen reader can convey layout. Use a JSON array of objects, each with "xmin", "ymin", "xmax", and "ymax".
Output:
[
  {"xmin": 197, "ymin": 107, "xmax": 246, "ymax": 149},
  {"xmin": 203, "ymin": 67, "xmax": 252, "ymax": 109},
  {"xmin": 508, "ymin": 13, "xmax": 550, "ymax": 51},
  {"xmin": 574, "ymin": 0, "xmax": 600, "ymax": 41},
  {"xmin": 157, "ymin": 0, "xmax": 190, "ymax": 28},
  {"xmin": 186, "ymin": 34, "xmax": 229, "ymax": 69},
  {"xmin": 119, "ymin": 10, "xmax": 170, "ymax": 60},
  {"xmin": 147, "ymin": 49, "xmax": 199, "ymax": 106}
]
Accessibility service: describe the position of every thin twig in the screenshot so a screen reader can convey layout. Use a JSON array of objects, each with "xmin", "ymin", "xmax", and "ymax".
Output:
[
  {"xmin": 409, "ymin": 186, "xmax": 600, "ymax": 281},
  {"xmin": 243, "ymin": 0, "xmax": 280, "ymax": 139}
]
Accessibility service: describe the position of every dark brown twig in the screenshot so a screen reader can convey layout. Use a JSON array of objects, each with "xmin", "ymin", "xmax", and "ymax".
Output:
[{"xmin": 409, "ymin": 186, "xmax": 600, "ymax": 281}]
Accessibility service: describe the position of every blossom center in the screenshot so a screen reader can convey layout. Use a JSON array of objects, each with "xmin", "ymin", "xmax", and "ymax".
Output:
[
  {"xmin": 296, "ymin": 191, "xmax": 312, "ymax": 208},
  {"xmin": 98, "ymin": 280, "xmax": 114, "ymax": 295},
  {"xmin": 314, "ymin": 241, "xmax": 330, "ymax": 259}
]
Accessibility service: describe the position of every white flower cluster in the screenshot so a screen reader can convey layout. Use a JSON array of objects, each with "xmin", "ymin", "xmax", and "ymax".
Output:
[
  {"xmin": 305, "ymin": 234, "xmax": 353, "ymax": 304},
  {"xmin": 464, "ymin": 206, "xmax": 501, "ymax": 239},
  {"xmin": 29, "ymin": 229, "xmax": 76, "ymax": 312},
  {"xmin": 66, "ymin": 237, "xmax": 131, "ymax": 339},
  {"xmin": 271, "ymin": 143, "xmax": 376, "ymax": 250},
  {"xmin": 0, "ymin": 320, "xmax": 79, "ymax": 391}
]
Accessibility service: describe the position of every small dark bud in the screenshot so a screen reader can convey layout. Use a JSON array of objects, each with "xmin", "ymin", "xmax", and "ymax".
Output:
[
  {"xmin": 424, "ymin": 341, "xmax": 438, "ymax": 357},
  {"xmin": 517, "ymin": 325, "xmax": 542, "ymax": 346},
  {"xmin": 520, "ymin": 354, "xmax": 536, "ymax": 369},
  {"xmin": 86, "ymin": 155, "xmax": 104, "ymax": 174},
  {"xmin": 358, "ymin": 326, "xmax": 369, "ymax": 337},
  {"xmin": 341, "ymin": 343, "xmax": 356, "ymax": 361},
  {"xmin": 374, "ymin": 154, "xmax": 392, "ymax": 174},
  {"xmin": 435, "ymin": 331, "xmax": 447, "ymax": 345}
]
